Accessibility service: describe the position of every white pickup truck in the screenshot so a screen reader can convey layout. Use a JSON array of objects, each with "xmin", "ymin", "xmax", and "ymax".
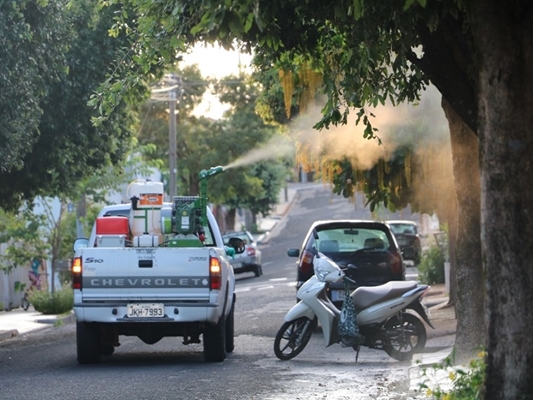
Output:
[{"xmin": 71, "ymin": 172, "xmax": 244, "ymax": 364}]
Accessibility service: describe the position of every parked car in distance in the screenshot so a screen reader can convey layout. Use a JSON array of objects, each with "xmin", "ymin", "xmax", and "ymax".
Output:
[
  {"xmin": 287, "ymin": 220, "xmax": 405, "ymax": 307},
  {"xmin": 386, "ymin": 220, "xmax": 422, "ymax": 266},
  {"xmin": 222, "ymin": 230, "xmax": 263, "ymax": 277}
]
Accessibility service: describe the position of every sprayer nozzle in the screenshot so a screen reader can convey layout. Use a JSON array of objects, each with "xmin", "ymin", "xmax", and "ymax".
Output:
[{"xmin": 198, "ymin": 166, "xmax": 224, "ymax": 180}]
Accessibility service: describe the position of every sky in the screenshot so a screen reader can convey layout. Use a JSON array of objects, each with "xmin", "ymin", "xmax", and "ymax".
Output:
[{"xmin": 180, "ymin": 44, "xmax": 253, "ymax": 119}]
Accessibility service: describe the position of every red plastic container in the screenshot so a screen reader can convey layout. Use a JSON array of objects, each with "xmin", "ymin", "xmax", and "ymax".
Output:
[{"xmin": 96, "ymin": 216, "xmax": 129, "ymax": 236}]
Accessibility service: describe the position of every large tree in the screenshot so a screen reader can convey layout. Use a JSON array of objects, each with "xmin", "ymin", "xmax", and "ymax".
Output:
[
  {"xmin": 95, "ymin": 1, "xmax": 532, "ymax": 397},
  {"xmin": 0, "ymin": 0, "xmax": 143, "ymax": 211},
  {"xmin": 0, "ymin": 0, "xmax": 67, "ymax": 173},
  {"xmin": 467, "ymin": 2, "xmax": 532, "ymax": 398}
]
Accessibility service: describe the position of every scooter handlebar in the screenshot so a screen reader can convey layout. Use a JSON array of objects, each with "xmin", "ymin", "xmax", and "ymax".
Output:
[{"xmin": 344, "ymin": 276, "xmax": 357, "ymax": 284}]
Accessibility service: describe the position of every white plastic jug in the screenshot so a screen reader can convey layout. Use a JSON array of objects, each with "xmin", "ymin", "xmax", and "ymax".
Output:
[{"xmin": 127, "ymin": 179, "xmax": 164, "ymax": 238}]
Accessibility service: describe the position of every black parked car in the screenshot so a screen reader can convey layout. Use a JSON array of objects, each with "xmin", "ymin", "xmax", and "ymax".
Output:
[
  {"xmin": 386, "ymin": 220, "xmax": 422, "ymax": 266},
  {"xmin": 288, "ymin": 220, "xmax": 405, "ymax": 307}
]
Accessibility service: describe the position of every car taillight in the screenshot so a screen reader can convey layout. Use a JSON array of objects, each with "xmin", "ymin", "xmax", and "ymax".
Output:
[
  {"xmin": 246, "ymin": 246, "xmax": 256, "ymax": 256},
  {"xmin": 210, "ymin": 256, "xmax": 222, "ymax": 290},
  {"xmin": 391, "ymin": 251, "xmax": 403, "ymax": 275},
  {"xmin": 299, "ymin": 250, "xmax": 314, "ymax": 275},
  {"xmin": 71, "ymin": 257, "xmax": 82, "ymax": 290}
]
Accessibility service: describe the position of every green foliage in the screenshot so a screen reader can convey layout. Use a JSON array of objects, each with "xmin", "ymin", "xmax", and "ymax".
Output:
[
  {"xmin": 137, "ymin": 69, "xmax": 290, "ymax": 216},
  {"xmin": 28, "ymin": 285, "xmax": 73, "ymax": 315},
  {"xmin": 418, "ymin": 245, "xmax": 445, "ymax": 285},
  {"xmin": 0, "ymin": 207, "xmax": 50, "ymax": 273},
  {"xmin": 419, "ymin": 350, "xmax": 486, "ymax": 400},
  {"xmin": 0, "ymin": 0, "xmax": 145, "ymax": 211},
  {"xmin": 247, "ymin": 161, "xmax": 287, "ymax": 216},
  {"xmin": 253, "ymin": 67, "xmax": 297, "ymax": 125},
  {"xmin": 92, "ymin": 0, "xmax": 471, "ymax": 219},
  {"xmin": 0, "ymin": 0, "xmax": 68, "ymax": 174},
  {"xmin": 14, "ymin": 281, "xmax": 27, "ymax": 294},
  {"xmin": 209, "ymin": 74, "xmax": 292, "ymax": 212}
]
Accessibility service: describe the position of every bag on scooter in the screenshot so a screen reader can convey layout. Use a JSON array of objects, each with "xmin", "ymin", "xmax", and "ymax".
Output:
[{"xmin": 338, "ymin": 282, "xmax": 360, "ymax": 341}]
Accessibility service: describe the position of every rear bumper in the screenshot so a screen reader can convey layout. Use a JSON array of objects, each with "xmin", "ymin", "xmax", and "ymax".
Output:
[
  {"xmin": 74, "ymin": 303, "xmax": 220, "ymax": 324},
  {"xmin": 231, "ymin": 257, "xmax": 260, "ymax": 273},
  {"xmin": 232, "ymin": 256, "xmax": 259, "ymax": 265}
]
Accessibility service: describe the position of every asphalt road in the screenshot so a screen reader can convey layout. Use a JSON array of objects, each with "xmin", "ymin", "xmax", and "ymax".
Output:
[{"xmin": 0, "ymin": 185, "xmax": 426, "ymax": 400}]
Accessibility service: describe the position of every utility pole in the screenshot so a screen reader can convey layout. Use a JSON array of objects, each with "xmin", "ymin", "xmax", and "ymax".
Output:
[
  {"xmin": 150, "ymin": 74, "xmax": 238, "ymax": 198},
  {"xmin": 151, "ymin": 73, "xmax": 182, "ymax": 198},
  {"xmin": 168, "ymin": 88, "xmax": 177, "ymax": 198}
]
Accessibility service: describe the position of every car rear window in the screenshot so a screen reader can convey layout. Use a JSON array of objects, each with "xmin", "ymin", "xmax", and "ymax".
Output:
[
  {"xmin": 222, "ymin": 232, "xmax": 251, "ymax": 245},
  {"xmin": 389, "ymin": 223, "xmax": 417, "ymax": 235},
  {"xmin": 311, "ymin": 227, "xmax": 392, "ymax": 253}
]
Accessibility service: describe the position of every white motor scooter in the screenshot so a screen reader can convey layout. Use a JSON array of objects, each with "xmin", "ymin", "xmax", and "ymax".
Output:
[{"xmin": 274, "ymin": 252, "xmax": 434, "ymax": 361}]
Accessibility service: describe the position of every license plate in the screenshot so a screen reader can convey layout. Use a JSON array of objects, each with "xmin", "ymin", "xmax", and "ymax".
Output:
[
  {"xmin": 127, "ymin": 303, "xmax": 165, "ymax": 318},
  {"xmin": 331, "ymin": 290, "xmax": 346, "ymax": 302}
]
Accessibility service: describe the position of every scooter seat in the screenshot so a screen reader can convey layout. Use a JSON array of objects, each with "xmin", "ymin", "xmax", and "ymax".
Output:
[{"xmin": 352, "ymin": 281, "xmax": 418, "ymax": 311}]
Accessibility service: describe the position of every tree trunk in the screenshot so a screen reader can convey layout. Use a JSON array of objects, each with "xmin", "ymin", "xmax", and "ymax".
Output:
[
  {"xmin": 212, "ymin": 205, "xmax": 225, "ymax": 233},
  {"xmin": 467, "ymin": 1, "xmax": 533, "ymax": 398},
  {"xmin": 225, "ymin": 208, "xmax": 236, "ymax": 233},
  {"xmin": 442, "ymin": 98, "xmax": 484, "ymax": 361},
  {"xmin": 446, "ymin": 192, "xmax": 458, "ymax": 307},
  {"xmin": 251, "ymin": 212, "xmax": 258, "ymax": 232}
]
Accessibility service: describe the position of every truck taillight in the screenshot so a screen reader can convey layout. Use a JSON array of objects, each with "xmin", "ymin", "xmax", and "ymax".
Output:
[
  {"xmin": 72, "ymin": 257, "xmax": 82, "ymax": 290},
  {"xmin": 246, "ymin": 246, "xmax": 255, "ymax": 256},
  {"xmin": 210, "ymin": 256, "xmax": 222, "ymax": 290}
]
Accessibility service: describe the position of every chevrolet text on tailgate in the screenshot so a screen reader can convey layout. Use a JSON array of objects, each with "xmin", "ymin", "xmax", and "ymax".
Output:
[{"xmin": 71, "ymin": 167, "xmax": 245, "ymax": 364}]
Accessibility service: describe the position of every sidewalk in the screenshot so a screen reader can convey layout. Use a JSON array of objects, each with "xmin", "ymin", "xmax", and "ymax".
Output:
[
  {"xmin": 0, "ymin": 305, "xmax": 75, "ymax": 342},
  {"xmin": 409, "ymin": 283, "xmax": 457, "ymax": 396}
]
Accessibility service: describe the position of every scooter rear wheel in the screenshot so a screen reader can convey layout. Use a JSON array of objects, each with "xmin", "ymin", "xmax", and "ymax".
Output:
[
  {"xmin": 274, "ymin": 317, "xmax": 316, "ymax": 360},
  {"xmin": 383, "ymin": 313, "xmax": 426, "ymax": 361}
]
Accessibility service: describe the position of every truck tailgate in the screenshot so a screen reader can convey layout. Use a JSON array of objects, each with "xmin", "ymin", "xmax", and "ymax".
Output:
[{"xmin": 81, "ymin": 247, "xmax": 212, "ymax": 302}]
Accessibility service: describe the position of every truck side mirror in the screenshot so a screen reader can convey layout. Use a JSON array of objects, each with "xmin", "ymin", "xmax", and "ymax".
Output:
[
  {"xmin": 73, "ymin": 238, "xmax": 89, "ymax": 252},
  {"xmin": 227, "ymin": 237, "xmax": 246, "ymax": 254}
]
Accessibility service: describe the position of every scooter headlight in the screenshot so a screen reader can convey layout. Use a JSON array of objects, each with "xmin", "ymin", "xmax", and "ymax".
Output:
[
  {"xmin": 314, "ymin": 253, "xmax": 343, "ymax": 282},
  {"xmin": 315, "ymin": 264, "xmax": 329, "ymax": 282}
]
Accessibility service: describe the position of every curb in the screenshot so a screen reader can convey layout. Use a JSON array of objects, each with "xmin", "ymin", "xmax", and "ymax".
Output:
[
  {"xmin": 36, "ymin": 312, "xmax": 76, "ymax": 326},
  {"xmin": 0, "ymin": 329, "xmax": 19, "ymax": 342},
  {"xmin": 0, "ymin": 311, "xmax": 76, "ymax": 344},
  {"xmin": 257, "ymin": 191, "xmax": 300, "ymax": 245}
]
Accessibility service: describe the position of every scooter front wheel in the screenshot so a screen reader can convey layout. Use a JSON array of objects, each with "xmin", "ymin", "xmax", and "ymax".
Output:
[{"xmin": 274, "ymin": 317, "xmax": 316, "ymax": 360}]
